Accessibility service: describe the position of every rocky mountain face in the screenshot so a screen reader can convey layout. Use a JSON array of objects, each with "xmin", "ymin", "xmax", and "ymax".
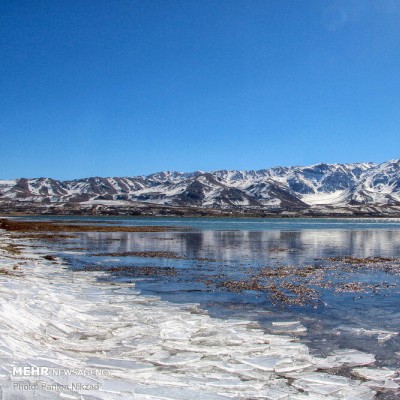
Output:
[{"xmin": 1, "ymin": 160, "xmax": 400, "ymax": 215}]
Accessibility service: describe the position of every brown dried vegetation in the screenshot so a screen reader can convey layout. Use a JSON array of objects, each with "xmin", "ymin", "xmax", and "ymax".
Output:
[
  {"xmin": 90, "ymin": 251, "xmax": 186, "ymax": 259},
  {"xmin": 0, "ymin": 218, "xmax": 190, "ymax": 233}
]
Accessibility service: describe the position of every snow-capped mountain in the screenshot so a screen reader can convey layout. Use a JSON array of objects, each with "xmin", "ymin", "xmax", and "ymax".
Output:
[{"xmin": 1, "ymin": 160, "xmax": 400, "ymax": 213}]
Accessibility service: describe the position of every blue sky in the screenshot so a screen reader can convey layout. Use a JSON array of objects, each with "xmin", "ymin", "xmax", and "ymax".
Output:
[{"xmin": 1, "ymin": 0, "xmax": 400, "ymax": 179}]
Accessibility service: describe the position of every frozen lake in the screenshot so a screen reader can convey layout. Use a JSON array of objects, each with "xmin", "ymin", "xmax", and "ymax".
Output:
[
  {"xmin": 2, "ymin": 216, "xmax": 400, "ymax": 398},
  {"xmin": 31, "ymin": 216, "xmax": 400, "ymax": 370}
]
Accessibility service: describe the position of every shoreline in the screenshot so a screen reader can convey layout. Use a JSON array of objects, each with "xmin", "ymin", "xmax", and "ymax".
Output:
[
  {"xmin": 0, "ymin": 218, "xmax": 192, "ymax": 233},
  {"xmin": 2, "ymin": 212, "xmax": 400, "ymax": 220},
  {"xmin": 2, "ymin": 201, "xmax": 400, "ymax": 220},
  {"xmin": 0, "ymin": 230, "xmax": 399, "ymax": 398},
  {"xmin": 3, "ymin": 214, "xmax": 400, "ymax": 224}
]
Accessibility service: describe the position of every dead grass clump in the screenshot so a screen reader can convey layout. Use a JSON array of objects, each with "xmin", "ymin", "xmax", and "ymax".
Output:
[
  {"xmin": 90, "ymin": 251, "xmax": 186, "ymax": 259},
  {"xmin": 108, "ymin": 266, "xmax": 177, "ymax": 277},
  {"xmin": 217, "ymin": 278, "xmax": 265, "ymax": 292},
  {"xmin": 0, "ymin": 218, "xmax": 190, "ymax": 233},
  {"xmin": 334, "ymin": 282, "xmax": 377, "ymax": 293},
  {"xmin": 327, "ymin": 256, "xmax": 395, "ymax": 264}
]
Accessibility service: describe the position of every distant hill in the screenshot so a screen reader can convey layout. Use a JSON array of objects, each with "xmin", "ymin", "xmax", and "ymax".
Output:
[{"xmin": 1, "ymin": 160, "xmax": 400, "ymax": 216}]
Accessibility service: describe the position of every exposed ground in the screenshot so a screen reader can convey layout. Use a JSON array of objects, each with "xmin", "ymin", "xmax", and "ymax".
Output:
[{"xmin": 0, "ymin": 218, "xmax": 190, "ymax": 233}]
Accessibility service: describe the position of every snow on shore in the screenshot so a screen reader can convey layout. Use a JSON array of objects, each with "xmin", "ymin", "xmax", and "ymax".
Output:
[{"xmin": 0, "ymin": 231, "xmax": 397, "ymax": 399}]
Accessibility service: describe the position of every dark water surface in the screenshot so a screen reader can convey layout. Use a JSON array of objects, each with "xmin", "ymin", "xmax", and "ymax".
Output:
[{"xmin": 22, "ymin": 217, "xmax": 400, "ymax": 369}]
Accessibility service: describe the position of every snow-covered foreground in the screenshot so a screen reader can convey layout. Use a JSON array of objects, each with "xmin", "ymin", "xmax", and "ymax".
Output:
[{"xmin": 0, "ymin": 232, "xmax": 399, "ymax": 399}]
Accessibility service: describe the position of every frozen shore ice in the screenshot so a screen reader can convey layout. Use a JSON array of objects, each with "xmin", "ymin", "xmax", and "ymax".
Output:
[{"xmin": 0, "ymin": 232, "xmax": 397, "ymax": 399}]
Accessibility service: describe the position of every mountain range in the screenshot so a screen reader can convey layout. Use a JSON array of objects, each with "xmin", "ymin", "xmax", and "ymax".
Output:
[{"xmin": 1, "ymin": 159, "xmax": 400, "ymax": 216}]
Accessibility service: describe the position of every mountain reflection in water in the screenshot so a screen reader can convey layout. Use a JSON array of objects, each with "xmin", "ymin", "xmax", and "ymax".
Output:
[{"xmin": 74, "ymin": 228, "xmax": 400, "ymax": 265}]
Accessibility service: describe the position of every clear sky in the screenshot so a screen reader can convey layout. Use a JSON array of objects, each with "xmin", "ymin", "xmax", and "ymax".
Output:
[{"xmin": 1, "ymin": 0, "xmax": 400, "ymax": 179}]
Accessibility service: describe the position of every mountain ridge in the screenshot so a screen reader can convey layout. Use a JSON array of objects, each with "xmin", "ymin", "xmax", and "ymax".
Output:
[{"xmin": 1, "ymin": 159, "xmax": 400, "ymax": 216}]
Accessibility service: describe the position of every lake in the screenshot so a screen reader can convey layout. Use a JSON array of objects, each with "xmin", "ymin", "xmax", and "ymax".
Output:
[{"xmin": 22, "ymin": 216, "xmax": 400, "ymax": 371}]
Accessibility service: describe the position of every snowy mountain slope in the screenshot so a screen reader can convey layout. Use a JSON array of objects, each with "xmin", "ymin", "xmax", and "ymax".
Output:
[
  {"xmin": 0, "ymin": 160, "xmax": 399, "ymax": 210},
  {"xmin": 348, "ymin": 160, "xmax": 400, "ymax": 205}
]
